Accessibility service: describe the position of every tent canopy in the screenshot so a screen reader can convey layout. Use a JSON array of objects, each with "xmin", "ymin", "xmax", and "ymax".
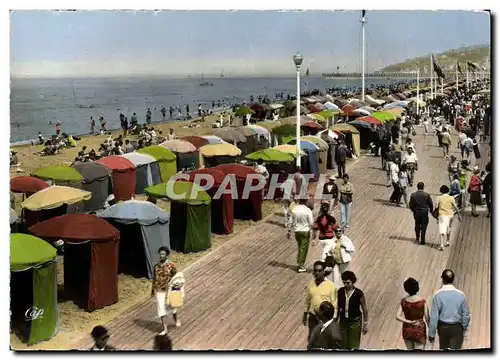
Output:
[
  {"xmin": 301, "ymin": 136, "xmax": 329, "ymax": 151},
  {"xmin": 97, "ymin": 200, "xmax": 169, "ymax": 226},
  {"xmin": 371, "ymin": 111, "xmax": 397, "ymax": 122},
  {"xmin": 254, "ymin": 121, "xmax": 282, "ymax": 131},
  {"xmin": 10, "ymin": 233, "xmax": 56, "ymax": 272},
  {"xmin": 200, "ymin": 143, "xmax": 242, "ymax": 157},
  {"xmin": 137, "ymin": 146, "xmax": 177, "ymax": 182},
  {"xmin": 272, "ymin": 144, "xmax": 306, "ymax": 157},
  {"xmin": 29, "ymin": 214, "xmax": 120, "ymax": 243},
  {"xmin": 246, "ymin": 148, "xmax": 294, "ymax": 163},
  {"xmin": 201, "ymin": 135, "xmax": 226, "ymax": 144},
  {"xmin": 214, "ymin": 163, "xmax": 258, "ymax": 181},
  {"xmin": 145, "ymin": 181, "xmax": 211, "ymax": 206},
  {"xmin": 181, "ymin": 136, "xmax": 210, "ymax": 149},
  {"xmin": 32, "ymin": 165, "xmax": 83, "ymax": 183},
  {"xmin": 121, "ymin": 152, "xmax": 157, "ymax": 166},
  {"xmin": 11, "ymin": 176, "xmax": 49, "ymax": 194},
  {"xmin": 97, "ymin": 156, "xmax": 135, "ymax": 172},
  {"xmin": 187, "ymin": 168, "xmax": 226, "ymax": 187},
  {"xmin": 287, "ymin": 139, "xmax": 319, "ymax": 152},
  {"xmin": 137, "ymin": 146, "xmax": 176, "ymax": 161},
  {"xmin": 72, "ymin": 162, "xmax": 111, "ymax": 182},
  {"xmin": 160, "ymin": 140, "xmax": 197, "ymax": 153},
  {"xmin": 213, "ymin": 128, "xmax": 247, "ymax": 143},
  {"xmin": 21, "ymin": 185, "xmax": 91, "ymax": 211},
  {"xmin": 330, "ymin": 123, "xmax": 360, "ymax": 134}
]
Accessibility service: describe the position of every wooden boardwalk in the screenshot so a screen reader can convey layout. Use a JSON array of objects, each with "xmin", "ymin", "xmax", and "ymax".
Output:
[{"xmin": 73, "ymin": 129, "xmax": 491, "ymax": 350}]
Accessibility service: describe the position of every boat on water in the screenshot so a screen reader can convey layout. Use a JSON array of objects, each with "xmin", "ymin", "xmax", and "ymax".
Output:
[
  {"xmin": 199, "ymin": 73, "xmax": 213, "ymax": 86},
  {"xmin": 305, "ymin": 68, "xmax": 310, "ymax": 76},
  {"xmin": 220, "ymin": 69, "xmax": 225, "ymax": 78}
]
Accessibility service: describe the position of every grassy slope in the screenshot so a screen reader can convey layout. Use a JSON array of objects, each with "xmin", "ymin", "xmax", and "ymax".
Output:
[{"xmin": 380, "ymin": 44, "xmax": 490, "ymax": 73}]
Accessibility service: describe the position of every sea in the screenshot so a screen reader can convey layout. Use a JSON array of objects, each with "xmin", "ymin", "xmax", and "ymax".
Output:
[{"xmin": 10, "ymin": 76, "xmax": 409, "ymax": 144}]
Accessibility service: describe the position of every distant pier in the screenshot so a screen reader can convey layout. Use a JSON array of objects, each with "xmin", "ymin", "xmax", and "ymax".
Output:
[{"xmin": 322, "ymin": 71, "xmax": 489, "ymax": 79}]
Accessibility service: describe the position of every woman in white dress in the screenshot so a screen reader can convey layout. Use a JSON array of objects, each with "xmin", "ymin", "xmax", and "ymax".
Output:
[{"xmin": 329, "ymin": 227, "xmax": 356, "ymax": 288}]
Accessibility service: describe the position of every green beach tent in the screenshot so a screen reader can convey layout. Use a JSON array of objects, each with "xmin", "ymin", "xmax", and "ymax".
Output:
[
  {"xmin": 10, "ymin": 233, "xmax": 58, "ymax": 345},
  {"xmin": 32, "ymin": 165, "xmax": 83, "ymax": 186},
  {"xmin": 245, "ymin": 148, "xmax": 294, "ymax": 163},
  {"xmin": 137, "ymin": 145, "xmax": 177, "ymax": 182},
  {"xmin": 145, "ymin": 181, "xmax": 212, "ymax": 253},
  {"xmin": 272, "ymin": 124, "xmax": 303, "ymax": 145},
  {"xmin": 370, "ymin": 111, "xmax": 397, "ymax": 122}
]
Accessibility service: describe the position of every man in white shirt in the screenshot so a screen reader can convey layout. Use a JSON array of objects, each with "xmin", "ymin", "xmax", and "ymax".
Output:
[
  {"xmin": 402, "ymin": 146, "xmax": 418, "ymax": 186},
  {"xmin": 291, "ymin": 198, "xmax": 314, "ymax": 273}
]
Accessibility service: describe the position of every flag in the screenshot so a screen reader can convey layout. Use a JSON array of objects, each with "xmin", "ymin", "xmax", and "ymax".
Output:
[
  {"xmin": 457, "ymin": 61, "xmax": 462, "ymax": 74},
  {"xmin": 432, "ymin": 54, "xmax": 445, "ymax": 79},
  {"xmin": 467, "ymin": 61, "xmax": 478, "ymax": 72}
]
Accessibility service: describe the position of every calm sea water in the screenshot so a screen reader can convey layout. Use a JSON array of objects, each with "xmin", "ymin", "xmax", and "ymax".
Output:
[{"xmin": 10, "ymin": 76, "xmax": 402, "ymax": 143}]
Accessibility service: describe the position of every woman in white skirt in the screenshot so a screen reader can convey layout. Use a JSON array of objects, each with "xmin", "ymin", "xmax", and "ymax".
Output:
[
  {"xmin": 151, "ymin": 246, "xmax": 177, "ymax": 335},
  {"xmin": 435, "ymin": 185, "xmax": 461, "ymax": 251},
  {"xmin": 329, "ymin": 227, "xmax": 355, "ymax": 288}
]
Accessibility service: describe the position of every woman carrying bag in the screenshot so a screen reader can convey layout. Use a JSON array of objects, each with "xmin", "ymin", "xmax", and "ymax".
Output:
[
  {"xmin": 166, "ymin": 272, "xmax": 185, "ymax": 328},
  {"xmin": 328, "ymin": 226, "xmax": 355, "ymax": 288}
]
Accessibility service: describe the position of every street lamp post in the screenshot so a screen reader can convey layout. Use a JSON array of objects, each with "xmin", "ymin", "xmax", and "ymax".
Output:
[
  {"xmin": 293, "ymin": 53, "xmax": 304, "ymax": 167},
  {"xmin": 415, "ymin": 63, "xmax": 420, "ymax": 118}
]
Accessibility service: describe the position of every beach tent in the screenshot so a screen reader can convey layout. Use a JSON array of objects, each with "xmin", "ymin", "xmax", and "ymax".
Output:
[
  {"xmin": 214, "ymin": 128, "xmax": 247, "ymax": 146},
  {"xmin": 200, "ymin": 143, "xmax": 241, "ymax": 168},
  {"xmin": 10, "ymin": 233, "xmax": 58, "ymax": 345},
  {"xmin": 72, "ymin": 162, "xmax": 112, "ymax": 211},
  {"xmin": 280, "ymin": 115, "xmax": 310, "ymax": 126},
  {"xmin": 96, "ymin": 156, "xmax": 136, "ymax": 201},
  {"xmin": 28, "ymin": 214, "xmax": 119, "ymax": 311},
  {"xmin": 247, "ymin": 124, "xmax": 271, "ymax": 145},
  {"xmin": 160, "ymin": 140, "xmax": 200, "ymax": 171},
  {"xmin": 120, "ymin": 152, "xmax": 162, "ymax": 195},
  {"xmin": 246, "ymin": 148, "xmax": 294, "ymax": 163},
  {"xmin": 287, "ymin": 139, "xmax": 320, "ymax": 180},
  {"xmin": 137, "ymin": 145, "xmax": 177, "ymax": 182},
  {"xmin": 11, "ymin": 176, "xmax": 49, "ymax": 197},
  {"xmin": 330, "ymin": 123, "xmax": 361, "ymax": 158},
  {"xmin": 201, "ymin": 135, "xmax": 226, "ymax": 144},
  {"xmin": 32, "ymin": 165, "xmax": 83, "ymax": 188},
  {"xmin": 145, "ymin": 182, "xmax": 211, "ymax": 253},
  {"xmin": 214, "ymin": 164, "xmax": 263, "ymax": 221},
  {"xmin": 370, "ymin": 111, "xmax": 397, "ymax": 122},
  {"xmin": 97, "ymin": 200, "xmax": 170, "ymax": 279},
  {"xmin": 21, "ymin": 185, "xmax": 91, "ymax": 228},
  {"xmin": 186, "ymin": 168, "xmax": 234, "ymax": 234},
  {"xmin": 181, "ymin": 136, "xmax": 210, "ymax": 149},
  {"xmin": 272, "ymin": 124, "xmax": 303, "ymax": 145},
  {"xmin": 302, "ymin": 136, "xmax": 329, "ymax": 174},
  {"xmin": 233, "ymin": 126, "xmax": 262, "ymax": 154}
]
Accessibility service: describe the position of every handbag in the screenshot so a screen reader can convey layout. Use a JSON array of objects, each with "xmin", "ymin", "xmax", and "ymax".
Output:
[
  {"xmin": 325, "ymin": 254, "xmax": 335, "ymax": 267},
  {"xmin": 431, "ymin": 207, "xmax": 439, "ymax": 220},
  {"xmin": 167, "ymin": 290, "xmax": 183, "ymax": 308}
]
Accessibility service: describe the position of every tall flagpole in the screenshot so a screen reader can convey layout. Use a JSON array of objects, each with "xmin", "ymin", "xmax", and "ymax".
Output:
[
  {"xmin": 361, "ymin": 11, "xmax": 366, "ymax": 102},
  {"xmin": 456, "ymin": 62, "xmax": 459, "ymax": 91},
  {"xmin": 429, "ymin": 54, "xmax": 434, "ymax": 99},
  {"xmin": 441, "ymin": 77, "xmax": 444, "ymax": 95},
  {"xmin": 416, "ymin": 63, "xmax": 420, "ymax": 117},
  {"xmin": 466, "ymin": 65, "xmax": 469, "ymax": 90}
]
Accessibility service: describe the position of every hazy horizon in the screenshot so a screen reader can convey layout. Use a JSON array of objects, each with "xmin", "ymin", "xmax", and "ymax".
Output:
[{"xmin": 10, "ymin": 10, "xmax": 491, "ymax": 78}]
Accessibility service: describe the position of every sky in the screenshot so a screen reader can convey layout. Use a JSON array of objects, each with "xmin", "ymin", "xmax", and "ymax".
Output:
[{"xmin": 10, "ymin": 10, "xmax": 490, "ymax": 78}]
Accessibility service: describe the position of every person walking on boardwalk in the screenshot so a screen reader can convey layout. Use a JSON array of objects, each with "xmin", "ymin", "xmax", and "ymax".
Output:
[
  {"xmin": 335, "ymin": 141, "xmax": 348, "ymax": 179},
  {"xmin": 397, "ymin": 163, "xmax": 410, "ymax": 207},
  {"xmin": 409, "ymin": 182, "xmax": 434, "ymax": 245},
  {"xmin": 322, "ymin": 175, "xmax": 339, "ymax": 213},
  {"xmin": 308, "ymin": 301, "xmax": 343, "ymax": 350},
  {"xmin": 304, "ymin": 261, "xmax": 338, "ymax": 341},
  {"xmin": 291, "ymin": 197, "xmax": 314, "ymax": 273},
  {"xmin": 338, "ymin": 174, "xmax": 354, "ymax": 229},
  {"xmin": 447, "ymin": 155, "xmax": 460, "ymax": 184},
  {"xmin": 328, "ymin": 226, "xmax": 355, "ymax": 288},
  {"xmin": 312, "ymin": 202, "xmax": 337, "ymax": 264},
  {"xmin": 440, "ymin": 126, "xmax": 452, "ymax": 159},
  {"xmin": 429, "ymin": 269, "xmax": 470, "ymax": 350},
  {"xmin": 401, "ymin": 146, "xmax": 418, "ymax": 187},
  {"xmin": 389, "ymin": 161, "xmax": 400, "ymax": 204},
  {"xmin": 337, "ymin": 271, "xmax": 368, "ymax": 350},
  {"xmin": 151, "ymin": 246, "xmax": 177, "ymax": 335},
  {"xmin": 435, "ymin": 185, "xmax": 461, "ymax": 251},
  {"xmin": 90, "ymin": 325, "xmax": 116, "ymax": 350},
  {"xmin": 468, "ymin": 167, "xmax": 483, "ymax": 217},
  {"xmin": 396, "ymin": 278, "xmax": 429, "ymax": 350}
]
